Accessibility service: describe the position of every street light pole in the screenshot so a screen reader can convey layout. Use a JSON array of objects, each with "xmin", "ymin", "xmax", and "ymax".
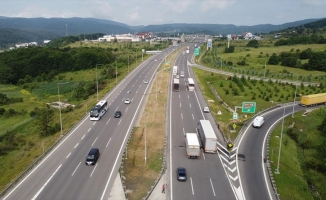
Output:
[
  {"xmin": 58, "ymin": 82, "xmax": 69, "ymax": 136},
  {"xmin": 275, "ymin": 105, "xmax": 286, "ymax": 174},
  {"xmin": 96, "ymin": 64, "xmax": 103, "ymax": 101},
  {"xmin": 115, "ymin": 61, "xmax": 117, "ymax": 84},
  {"xmin": 292, "ymin": 74, "xmax": 298, "ymax": 118},
  {"xmin": 144, "ymin": 107, "xmax": 147, "ymax": 163}
]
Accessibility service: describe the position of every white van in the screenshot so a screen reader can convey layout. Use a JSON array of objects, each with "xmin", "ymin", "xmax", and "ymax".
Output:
[{"xmin": 252, "ymin": 116, "xmax": 264, "ymax": 128}]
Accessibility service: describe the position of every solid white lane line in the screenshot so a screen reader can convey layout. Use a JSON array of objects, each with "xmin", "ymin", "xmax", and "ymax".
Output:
[
  {"xmin": 202, "ymin": 151, "xmax": 206, "ymax": 160},
  {"xmin": 118, "ymin": 119, "xmax": 122, "ymax": 125},
  {"xmin": 91, "ymin": 137, "xmax": 98, "ymax": 146},
  {"xmin": 71, "ymin": 162, "xmax": 81, "ymax": 176},
  {"xmin": 81, "ymin": 135, "xmax": 85, "ymax": 140},
  {"xmin": 90, "ymin": 163, "xmax": 98, "ymax": 177},
  {"xmin": 74, "ymin": 143, "xmax": 79, "ymax": 148},
  {"xmin": 210, "ymin": 178, "xmax": 216, "ymax": 196},
  {"xmin": 31, "ymin": 164, "xmax": 62, "ymax": 200},
  {"xmin": 190, "ymin": 177, "xmax": 194, "ymax": 195},
  {"xmin": 106, "ymin": 118, "xmax": 111, "ymax": 125},
  {"xmin": 66, "ymin": 152, "xmax": 71, "ymax": 159},
  {"xmin": 106, "ymin": 138, "xmax": 111, "ymax": 147}
]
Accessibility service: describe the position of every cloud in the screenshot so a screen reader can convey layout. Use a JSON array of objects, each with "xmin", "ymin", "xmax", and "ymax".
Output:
[
  {"xmin": 127, "ymin": 7, "xmax": 141, "ymax": 21},
  {"xmin": 200, "ymin": 0, "xmax": 236, "ymax": 12},
  {"xmin": 302, "ymin": 0, "xmax": 326, "ymax": 6},
  {"xmin": 161, "ymin": 0, "xmax": 196, "ymax": 13}
]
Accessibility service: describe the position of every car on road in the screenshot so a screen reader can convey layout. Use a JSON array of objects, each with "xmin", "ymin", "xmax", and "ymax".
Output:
[
  {"xmin": 124, "ymin": 98, "xmax": 131, "ymax": 104},
  {"xmin": 85, "ymin": 148, "xmax": 100, "ymax": 165},
  {"xmin": 203, "ymin": 107, "xmax": 209, "ymax": 113},
  {"xmin": 252, "ymin": 116, "xmax": 264, "ymax": 128},
  {"xmin": 114, "ymin": 111, "xmax": 122, "ymax": 118},
  {"xmin": 143, "ymin": 80, "xmax": 149, "ymax": 84},
  {"xmin": 176, "ymin": 75, "xmax": 180, "ymax": 79},
  {"xmin": 176, "ymin": 167, "xmax": 187, "ymax": 181}
]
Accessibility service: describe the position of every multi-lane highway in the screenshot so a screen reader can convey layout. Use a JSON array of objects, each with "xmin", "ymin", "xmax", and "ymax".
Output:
[
  {"xmin": 2, "ymin": 46, "xmax": 177, "ymax": 200},
  {"xmin": 167, "ymin": 46, "xmax": 236, "ymax": 200}
]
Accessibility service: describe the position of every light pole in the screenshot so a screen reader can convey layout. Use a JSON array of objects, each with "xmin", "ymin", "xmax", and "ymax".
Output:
[
  {"xmin": 144, "ymin": 106, "xmax": 147, "ymax": 162},
  {"xmin": 275, "ymin": 105, "xmax": 286, "ymax": 174},
  {"xmin": 96, "ymin": 64, "xmax": 103, "ymax": 101},
  {"xmin": 58, "ymin": 82, "xmax": 69, "ymax": 136},
  {"xmin": 128, "ymin": 54, "xmax": 130, "ymax": 74},
  {"xmin": 292, "ymin": 74, "xmax": 298, "ymax": 118},
  {"xmin": 263, "ymin": 58, "xmax": 267, "ymax": 79},
  {"xmin": 115, "ymin": 61, "xmax": 117, "ymax": 84}
]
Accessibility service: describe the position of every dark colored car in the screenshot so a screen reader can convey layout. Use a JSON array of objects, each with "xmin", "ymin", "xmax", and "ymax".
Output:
[
  {"xmin": 114, "ymin": 111, "xmax": 122, "ymax": 118},
  {"xmin": 85, "ymin": 148, "xmax": 100, "ymax": 165},
  {"xmin": 176, "ymin": 167, "xmax": 187, "ymax": 181}
]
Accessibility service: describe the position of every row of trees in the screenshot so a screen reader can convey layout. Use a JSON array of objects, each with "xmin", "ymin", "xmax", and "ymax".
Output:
[
  {"xmin": 268, "ymin": 49, "xmax": 326, "ymax": 71},
  {"xmin": 274, "ymin": 34, "xmax": 326, "ymax": 46},
  {"xmin": 0, "ymin": 41, "xmax": 167, "ymax": 85},
  {"xmin": 0, "ymin": 93, "xmax": 23, "ymax": 105}
]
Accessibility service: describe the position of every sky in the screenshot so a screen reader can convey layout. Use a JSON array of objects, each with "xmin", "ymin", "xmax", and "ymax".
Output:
[{"xmin": 1, "ymin": 0, "xmax": 326, "ymax": 26}]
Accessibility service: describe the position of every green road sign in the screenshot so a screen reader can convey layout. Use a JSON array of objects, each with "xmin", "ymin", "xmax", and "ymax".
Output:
[
  {"xmin": 194, "ymin": 48, "xmax": 200, "ymax": 56},
  {"xmin": 242, "ymin": 102, "xmax": 256, "ymax": 113}
]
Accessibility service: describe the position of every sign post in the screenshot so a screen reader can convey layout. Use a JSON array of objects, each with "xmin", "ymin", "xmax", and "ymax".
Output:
[{"xmin": 242, "ymin": 102, "xmax": 256, "ymax": 113}]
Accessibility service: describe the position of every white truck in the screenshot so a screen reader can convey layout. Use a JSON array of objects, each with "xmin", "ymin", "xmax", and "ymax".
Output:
[
  {"xmin": 185, "ymin": 133, "xmax": 201, "ymax": 159},
  {"xmin": 197, "ymin": 120, "xmax": 217, "ymax": 153}
]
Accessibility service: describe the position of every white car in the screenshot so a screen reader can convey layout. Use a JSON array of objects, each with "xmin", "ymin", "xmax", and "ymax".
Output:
[
  {"xmin": 143, "ymin": 80, "xmax": 149, "ymax": 84},
  {"xmin": 203, "ymin": 107, "xmax": 209, "ymax": 113},
  {"xmin": 124, "ymin": 98, "xmax": 131, "ymax": 104},
  {"xmin": 176, "ymin": 75, "xmax": 180, "ymax": 79}
]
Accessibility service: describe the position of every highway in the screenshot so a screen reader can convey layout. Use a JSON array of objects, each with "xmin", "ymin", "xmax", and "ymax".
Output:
[
  {"xmin": 168, "ymin": 45, "xmax": 236, "ymax": 200},
  {"xmin": 2, "ymin": 46, "xmax": 177, "ymax": 200},
  {"xmin": 236, "ymin": 104, "xmax": 310, "ymax": 200}
]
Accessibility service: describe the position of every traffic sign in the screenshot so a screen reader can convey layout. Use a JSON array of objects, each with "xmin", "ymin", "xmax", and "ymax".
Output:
[
  {"xmin": 242, "ymin": 102, "xmax": 256, "ymax": 113},
  {"xmin": 194, "ymin": 48, "xmax": 200, "ymax": 56},
  {"xmin": 232, "ymin": 112, "xmax": 238, "ymax": 120}
]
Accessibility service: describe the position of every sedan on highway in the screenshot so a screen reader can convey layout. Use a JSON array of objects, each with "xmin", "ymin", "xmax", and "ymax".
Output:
[
  {"xmin": 114, "ymin": 111, "xmax": 122, "ymax": 118},
  {"xmin": 143, "ymin": 80, "xmax": 149, "ymax": 84},
  {"xmin": 124, "ymin": 98, "xmax": 131, "ymax": 104},
  {"xmin": 203, "ymin": 107, "xmax": 210, "ymax": 113},
  {"xmin": 176, "ymin": 167, "xmax": 187, "ymax": 181}
]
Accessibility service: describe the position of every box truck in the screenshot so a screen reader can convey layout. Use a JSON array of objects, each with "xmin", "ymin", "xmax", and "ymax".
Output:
[
  {"xmin": 197, "ymin": 120, "xmax": 217, "ymax": 153},
  {"xmin": 173, "ymin": 78, "xmax": 179, "ymax": 91},
  {"xmin": 301, "ymin": 93, "xmax": 326, "ymax": 107},
  {"xmin": 185, "ymin": 133, "xmax": 201, "ymax": 159}
]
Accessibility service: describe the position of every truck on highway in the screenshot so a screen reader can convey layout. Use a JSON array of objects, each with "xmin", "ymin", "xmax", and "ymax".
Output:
[
  {"xmin": 187, "ymin": 78, "xmax": 195, "ymax": 91},
  {"xmin": 301, "ymin": 93, "xmax": 326, "ymax": 107},
  {"xmin": 197, "ymin": 120, "xmax": 217, "ymax": 153},
  {"xmin": 173, "ymin": 78, "xmax": 179, "ymax": 92},
  {"xmin": 185, "ymin": 133, "xmax": 201, "ymax": 159},
  {"xmin": 172, "ymin": 65, "xmax": 178, "ymax": 75}
]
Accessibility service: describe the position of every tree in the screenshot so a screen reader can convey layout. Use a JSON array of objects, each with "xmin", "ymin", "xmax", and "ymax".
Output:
[
  {"xmin": 34, "ymin": 107, "xmax": 55, "ymax": 137},
  {"xmin": 246, "ymin": 40, "xmax": 259, "ymax": 48},
  {"xmin": 268, "ymin": 53, "xmax": 281, "ymax": 65}
]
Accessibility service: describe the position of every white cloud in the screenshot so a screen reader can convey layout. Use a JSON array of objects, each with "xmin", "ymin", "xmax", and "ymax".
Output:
[
  {"xmin": 200, "ymin": 0, "xmax": 236, "ymax": 12},
  {"xmin": 127, "ymin": 7, "xmax": 141, "ymax": 21},
  {"xmin": 161, "ymin": 0, "xmax": 196, "ymax": 13}
]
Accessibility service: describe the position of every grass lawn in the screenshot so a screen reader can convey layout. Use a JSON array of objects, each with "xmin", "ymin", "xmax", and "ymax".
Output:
[{"xmin": 269, "ymin": 109, "xmax": 326, "ymax": 199}]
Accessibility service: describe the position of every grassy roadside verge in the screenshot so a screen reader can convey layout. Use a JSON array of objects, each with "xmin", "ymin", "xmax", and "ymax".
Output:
[
  {"xmin": 122, "ymin": 47, "xmax": 184, "ymax": 200},
  {"xmin": 269, "ymin": 109, "xmax": 326, "ymax": 199}
]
